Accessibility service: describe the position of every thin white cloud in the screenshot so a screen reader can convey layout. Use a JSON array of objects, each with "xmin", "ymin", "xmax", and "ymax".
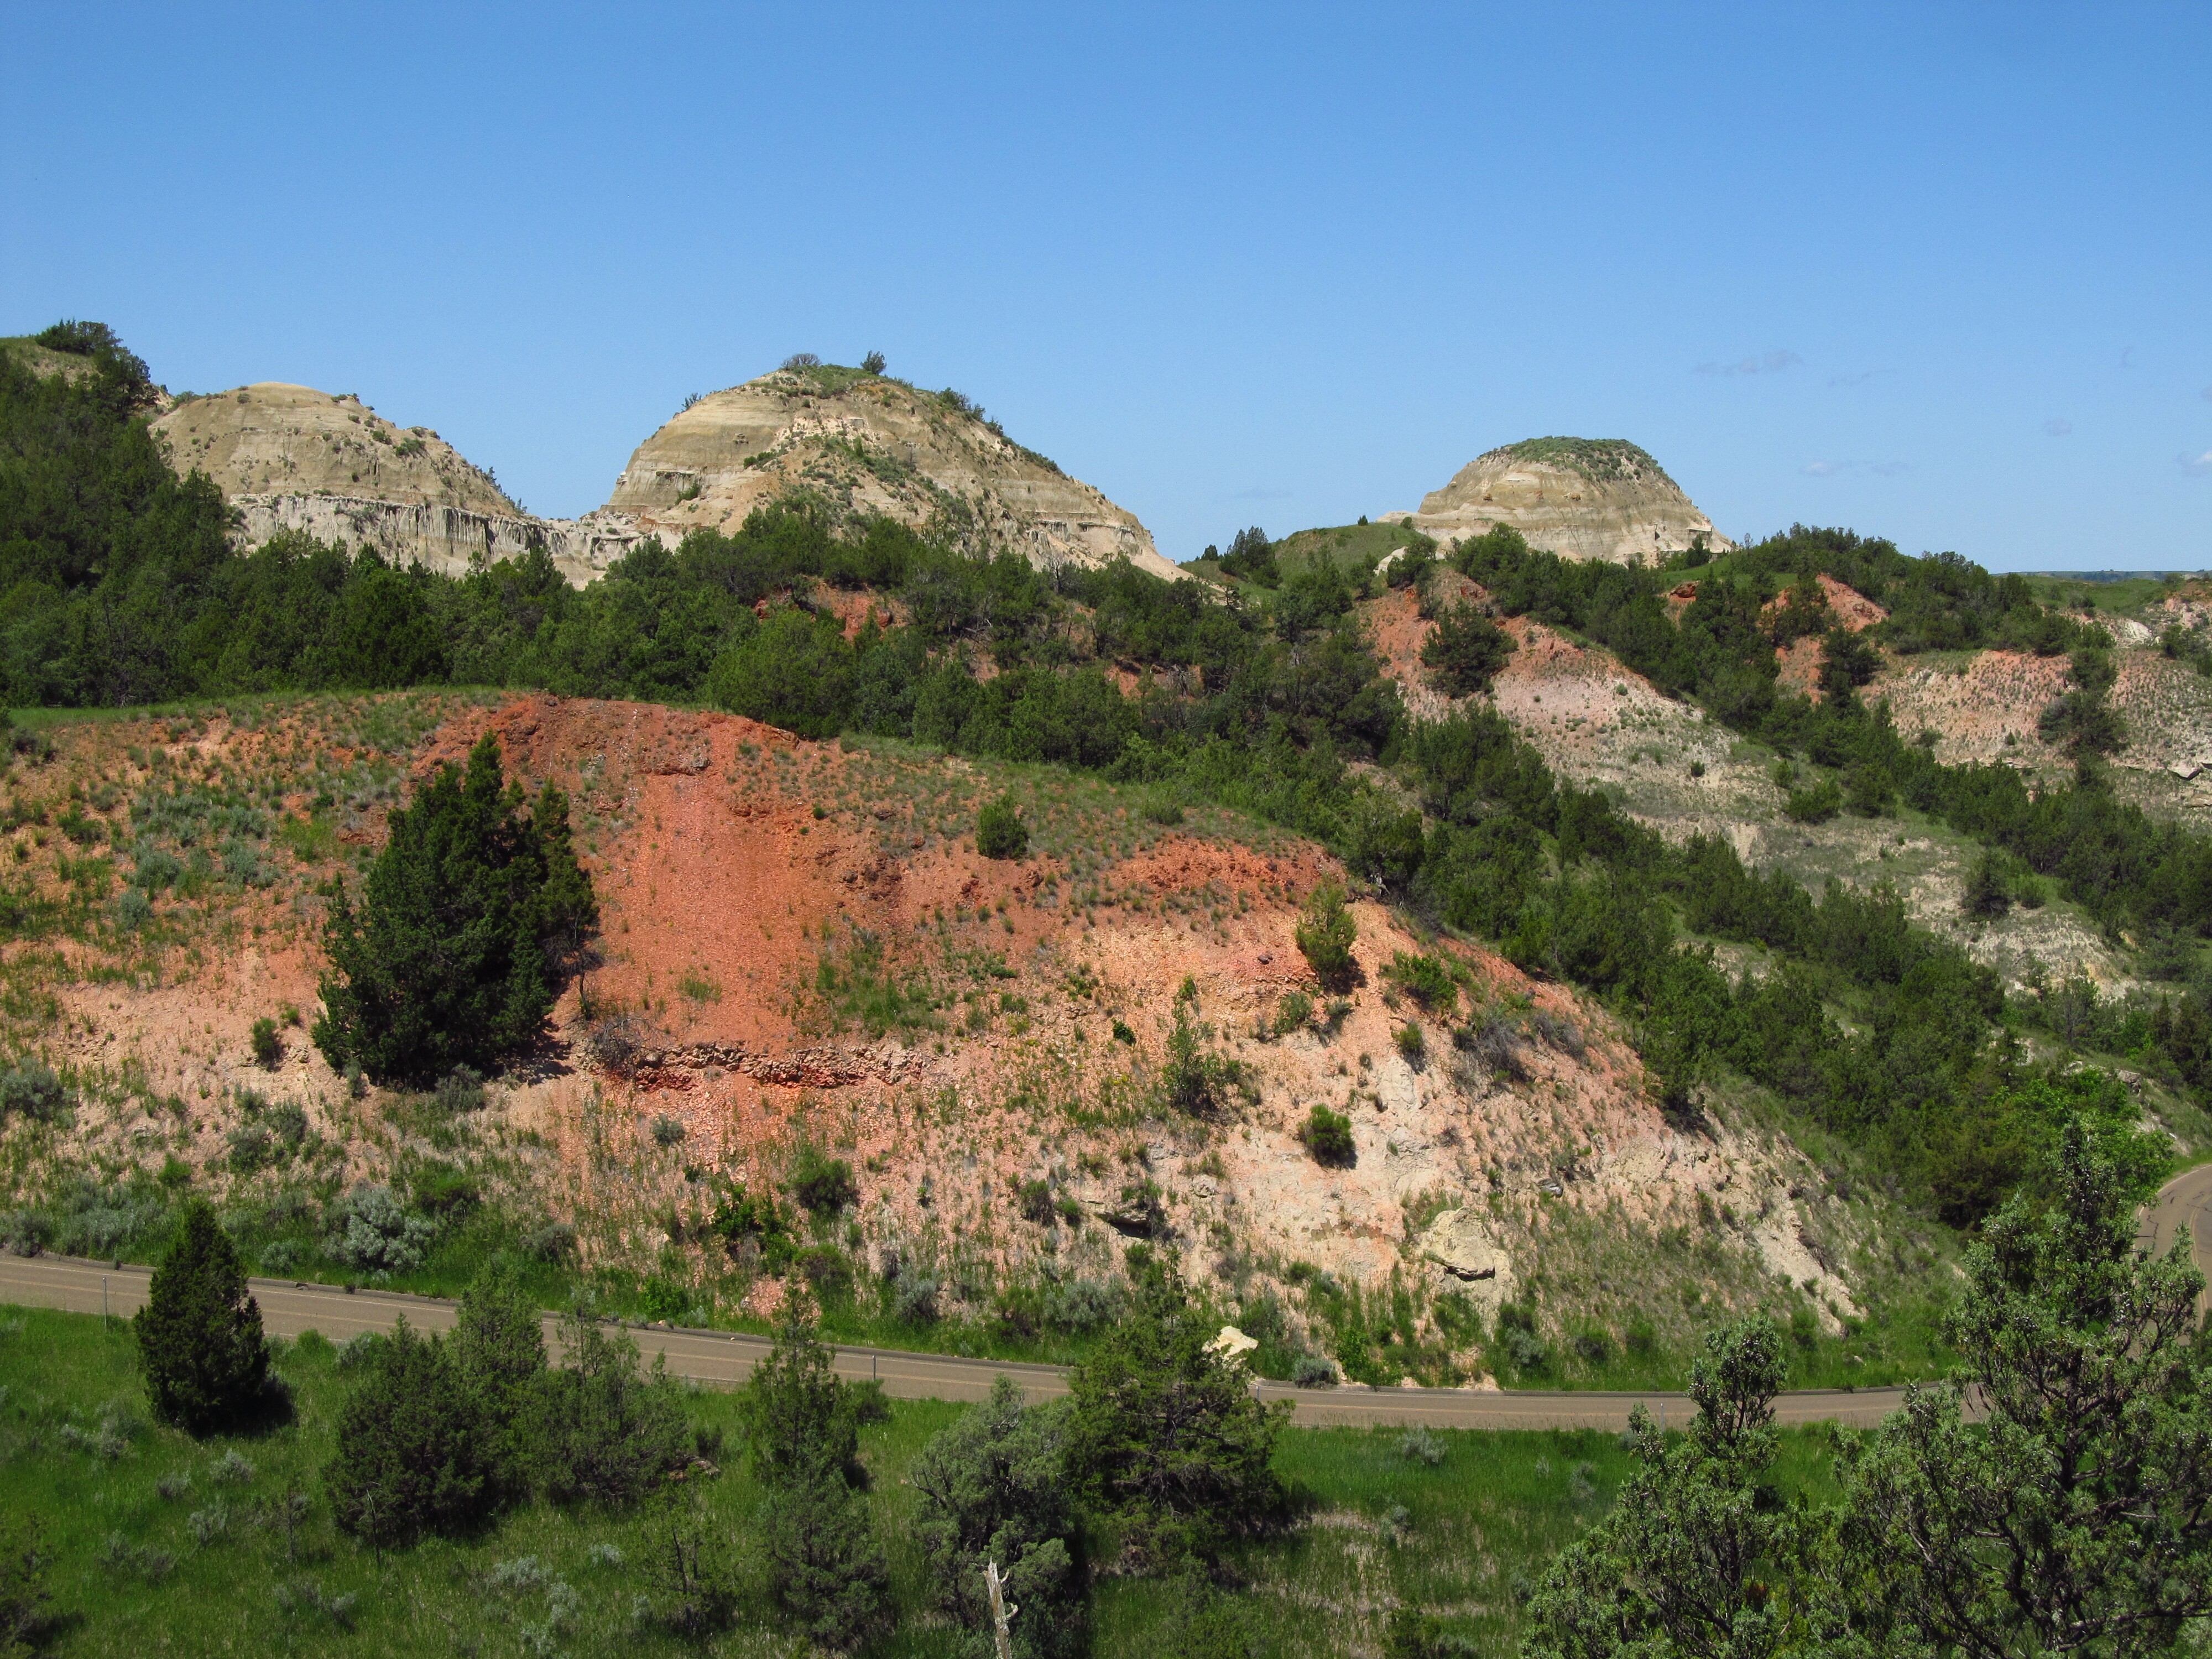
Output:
[
  {"xmin": 2182, "ymin": 450, "xmax": 2212, "ymax": 476},
  {"xmin": 2042, "ymin": 418, "xmax": 2072, "ymax": 437},
  {"xmin": 1698, "ymin": 349, "xmax": 1803, "ymax": 377},
  {"xmin": 1802, "ymin": 460, "xmax": 1839, "ymax": 476}
]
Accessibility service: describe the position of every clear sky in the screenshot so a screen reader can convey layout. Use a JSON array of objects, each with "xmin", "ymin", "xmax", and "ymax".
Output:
[{"xmin": 6, "ymin": 2, "xmax": 2208, "ymax": 570}]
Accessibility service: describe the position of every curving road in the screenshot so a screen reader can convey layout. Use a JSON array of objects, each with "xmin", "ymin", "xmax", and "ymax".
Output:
[
  {"xmin": 2142, "ymin": 1160, "xmax": 2212, "ymax": 1314},
  {"xmin": 0, "ymin": 1251, "xmax": 1916, "ymax": 1430}
]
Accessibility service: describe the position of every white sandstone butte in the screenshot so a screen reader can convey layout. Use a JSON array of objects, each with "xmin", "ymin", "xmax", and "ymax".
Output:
[
  {"xmin": 1406, "ymin": 437, "xmax": 1732, "ymax": 567},
  {"xmin": 601, "ymin": 366, "xmax": 1179, "ymax": 581},
  {"xmin": 149, "ymin": 365, "xmax": 1179, "ymax": 587}
]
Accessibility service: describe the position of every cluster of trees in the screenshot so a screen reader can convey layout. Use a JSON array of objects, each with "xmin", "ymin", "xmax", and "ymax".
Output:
[
  {"xmin": 127, "ymin": 1194, "xmax": 1285, "ymax": 1653},
  {"xmin": 122, "ymin": 1108, "xmax": 2212, "ymax": 1654},
  {"xmin": 1524, "ymin": 1127, "xmax": 2212, "ymax": 1659}
]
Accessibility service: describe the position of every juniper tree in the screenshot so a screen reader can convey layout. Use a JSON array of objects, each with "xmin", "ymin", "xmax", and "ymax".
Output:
[
  {"xmin": 1828, "ymin": 1124, "xmax": 2212, "ymax": 1659},
  {"xmin": 1523, "ymin": 1316, "xmax": 1794, "ymax": 1659},
  {"xmin": 1063, "ymin": 1260, "xmax": 1288, "ymax": 1568},
  {"xmin": 325, "ymin": 1318, "xmax": 497, "ymax": 1551},
  {"xmin": 911, "ymin": 1374, "xmax": 1086, "ymax": 1658},
  {"xmin": 133, "ymin": 1197, "xmax": 271, "ymax": 1434},
  {"xmin": 739, "ymin": 1297, "xmax": 889, "ymax": 1646},
  {"xmin": 313, "ymin": 733, "xmax": 596, "ymax": 1081}
]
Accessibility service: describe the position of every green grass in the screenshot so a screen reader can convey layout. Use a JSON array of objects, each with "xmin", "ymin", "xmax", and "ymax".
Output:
[{"xmin": 0, "ymin": 1302, "xmax": 1851, "ymax": 1657}]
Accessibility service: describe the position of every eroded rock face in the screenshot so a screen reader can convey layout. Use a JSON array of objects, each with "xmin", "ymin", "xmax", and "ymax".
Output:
[
  {"xmin": 149, "ymin": 383, "xmax": 656, "ymax": 583},
  {"xmin": 1410, "ymin": 437, "xmax": 1731, "ymax": 567},
  {"xmin": 155, "ymin": 383, "xmax": 517, "ymax": 515},
  {"xmin": 218, "ymin": 494, "xmax": 647, "ymax": 586},
  {"xmin": 600, "ymin": 367, "xmax": 1182, "ymax": 581},
  {"xmin": 1416, "ymin": 1208, "xmax": 1515, "ymax": 1310}
]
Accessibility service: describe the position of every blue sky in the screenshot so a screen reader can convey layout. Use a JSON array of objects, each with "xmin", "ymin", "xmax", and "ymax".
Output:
[{"xmin": 6, "ymin": 3, "xmax": 2208, "ymax": 570}]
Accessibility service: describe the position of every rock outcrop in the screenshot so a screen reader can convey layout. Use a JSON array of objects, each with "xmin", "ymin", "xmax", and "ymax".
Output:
[
  {"xmin": 1415, "ymin": 1209, "xmax": 1517, "ymax": 1313},
  {"xmin": 600, "ymin": 364, "xmax": 1181, "ymax": 581},
  {"xmin": 1409, "ymin": 437, "xmax": 1731, "ymax": 567},
  {"xmin": 149, "ymin": 368, "xmax": 1178, "ymax": 586},
  {"xmin": 217, "ymin": 493, "xmax": 647, "ymax": 586},
  {"xmin": 155, "ymin": 383, "xmax": 517, "ymax": 515},
  {"xmin": 149, "ymin": 383, "xmax": 653, "ymax": 582}
]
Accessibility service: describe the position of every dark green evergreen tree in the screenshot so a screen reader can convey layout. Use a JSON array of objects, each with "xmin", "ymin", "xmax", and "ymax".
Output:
[
  {"xmin": 1523, "ymin": 1317, "xmax": 1794, "ymax": 1659},
  {"xmin": 534, "ymin": 1311, "xmax": 691, "ymax": 1509},
  {"xmin": 312, "ymin": 732, "xmax": 597, "ymax": 1081},
  {"xmin": 133, "ymin": 1197, "xmax": 271, "ymax": 1434},
  {"xmin": 975, "ymin": 794, "xmax": 1028, "ymax": 860},
  {"xmin": 1829, "ymin": 1124, "xmax": 2212, "ymax": 1657},
  {"xmin": 1420, "ymin": 601, "xmax": 1516, "ymax": 697},
  {"xmin": 1063, "ymin": 1260, "xmax": 1288, "ymax": 1567},
  {"xmin": 447, "ymin": 1258, "xmax": 547, "ymax": 1499},
  {"xmin": 911, "ymin": 1374, "xmax": 1086, "ymax": 1658},
  {"xmin": 739, "ymin": 1297, "xmax": 889, "ymax": 1645},
  {"xmin": 326, "ymin": 1318, "xmax": 498, "ymax": 1550}
]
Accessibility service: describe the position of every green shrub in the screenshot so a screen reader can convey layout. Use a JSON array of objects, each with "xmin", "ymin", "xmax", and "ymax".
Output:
[
  {"xmin": 1300, "ymin": 1104, "xmax": 1355, "ymax": 1167},
  {"xmin": 534, "ymin": 1312, "xmax": 691, "ymax": 1509},
  {"xmin": 1272, "ymin": 990, "xmax": 1313, "ymax": 1035},
  {"xmin": 1064, "ymin": 1262, "xmax": 1289, "ymax": 1568},
  {"xmin": 1018, "ymin": 1178, "xmax": 1056, "ymax": 1226},
  {"xmin": 911, "ymin": 1375, "xmax": 1086, "ymax": 1658},
  {"xmin": 1385, "ymin": 951, "xmax": 1457, "ymax": 1011},
  {"xmin": 313, "ymin": 734, "xmax": 597, "ymax": 1083},
  {"xmin": 324, "ymin": 1185, "xmax": 434, "ymax": 1279},
  {"xmin": 0, "ymin": 1062, "xmax": 69, "ymax": 1124},
  {"xmin": 1395, "ymin": 1021, "xmax": 1426, "ymax": 1060},
  {"xmin": 326, "ymin": 1318, "xmax": 498, "ymax": 1548},
  {"xmin": 433, "ymin": 1066, "xmax": 485, "ymax": 1114},
  {"xmin": 706, "ymin": 1185, "xmax": 795, "ymax": 1267},
  {"xmin": 1421, "ymin": 602, "xmax": 1517, "ymax": 697},
  {"xmin": 249, "ymin": 1017, "xmax": 281, "ymax": 1066},
  {"xmin": 1293, "ymin": 1354, "xmax": 1337, "ymax": 1387},
  {"xmin": 1295, "ymin": 883, "xmax": 1358, "ymax": 990},
  {"xmin": 1161, "ymin": 1005, "xmax": 1245, "ymax": 1118},
  {"xmin": 133, "ymin": 1198, "xmax": 272, "ymax": 1435},
  {"xmin": 977, "ymin": 794, "xmax": 1029, "ymax": 859},
  {"xmin": 1783, "ymin": 778, "xmax": 1843, "ymax": 823},
  {"xmin": 789, "ymin": 1146, "xmax": 858, "ymax": 1215},
  {"xmin": 740, "ymin": 1301, "xmax": 890, "ymax": 1644}
]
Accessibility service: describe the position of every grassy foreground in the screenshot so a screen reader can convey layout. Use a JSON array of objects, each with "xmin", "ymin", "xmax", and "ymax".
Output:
[{"xmin": 0, "ymin": 1302, "xmax": 1846, "ymax": 1657}]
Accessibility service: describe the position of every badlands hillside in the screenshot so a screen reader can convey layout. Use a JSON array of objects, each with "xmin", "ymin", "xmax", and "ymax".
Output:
[
  {"xmin": 0, "ymin": 691, "xmax": 1901, "ymax": 1390},
  {"xmin": 139, "ymin": 356, "xmax": 1174, "ymax": 586},
  {"xmin": 3, "ymin": 317, "xmax": 2209, "ymax": 1408}
]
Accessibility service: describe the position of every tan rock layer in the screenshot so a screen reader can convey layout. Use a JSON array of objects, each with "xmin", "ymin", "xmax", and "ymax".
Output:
[
  {"xmin": 603, "ymin": 368, "xmax": 1182, "ymax": 581},
  {"xmin": 1411, "ymin": 442, "xmax": 1731, "ymax": 567}
]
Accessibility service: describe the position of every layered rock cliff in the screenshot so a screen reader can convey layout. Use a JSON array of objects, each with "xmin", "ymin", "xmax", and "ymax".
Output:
[
  {"xmin": 601, "ymin": 364, "xmax": 1181, "ymax": 581},
  {"xmin": 148, "ymin": 367, "xmax": 1176, "ymax": 585},
  {"xmin": 1410, "ymin": 437, "xmax": 1731, "ymax": 567},
  {"xmin": 148, "ymin": 383, "xmax": 649, "ymax": 582}
]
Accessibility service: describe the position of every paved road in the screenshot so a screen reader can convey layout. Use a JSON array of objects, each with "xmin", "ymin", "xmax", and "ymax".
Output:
[
  {"xmin": 0, "ymin": 1252, "xmax": 1916, "ymax": 1430},
  {"xmin": 2143, "ymin": 1162, "xmax": 2212, "ymax": 1313}
]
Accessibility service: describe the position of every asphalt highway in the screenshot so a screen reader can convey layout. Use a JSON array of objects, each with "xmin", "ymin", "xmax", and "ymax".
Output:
[{"xmin": 0, "ymin": 1251, "xmax": 1917, "ymax": 1430}]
